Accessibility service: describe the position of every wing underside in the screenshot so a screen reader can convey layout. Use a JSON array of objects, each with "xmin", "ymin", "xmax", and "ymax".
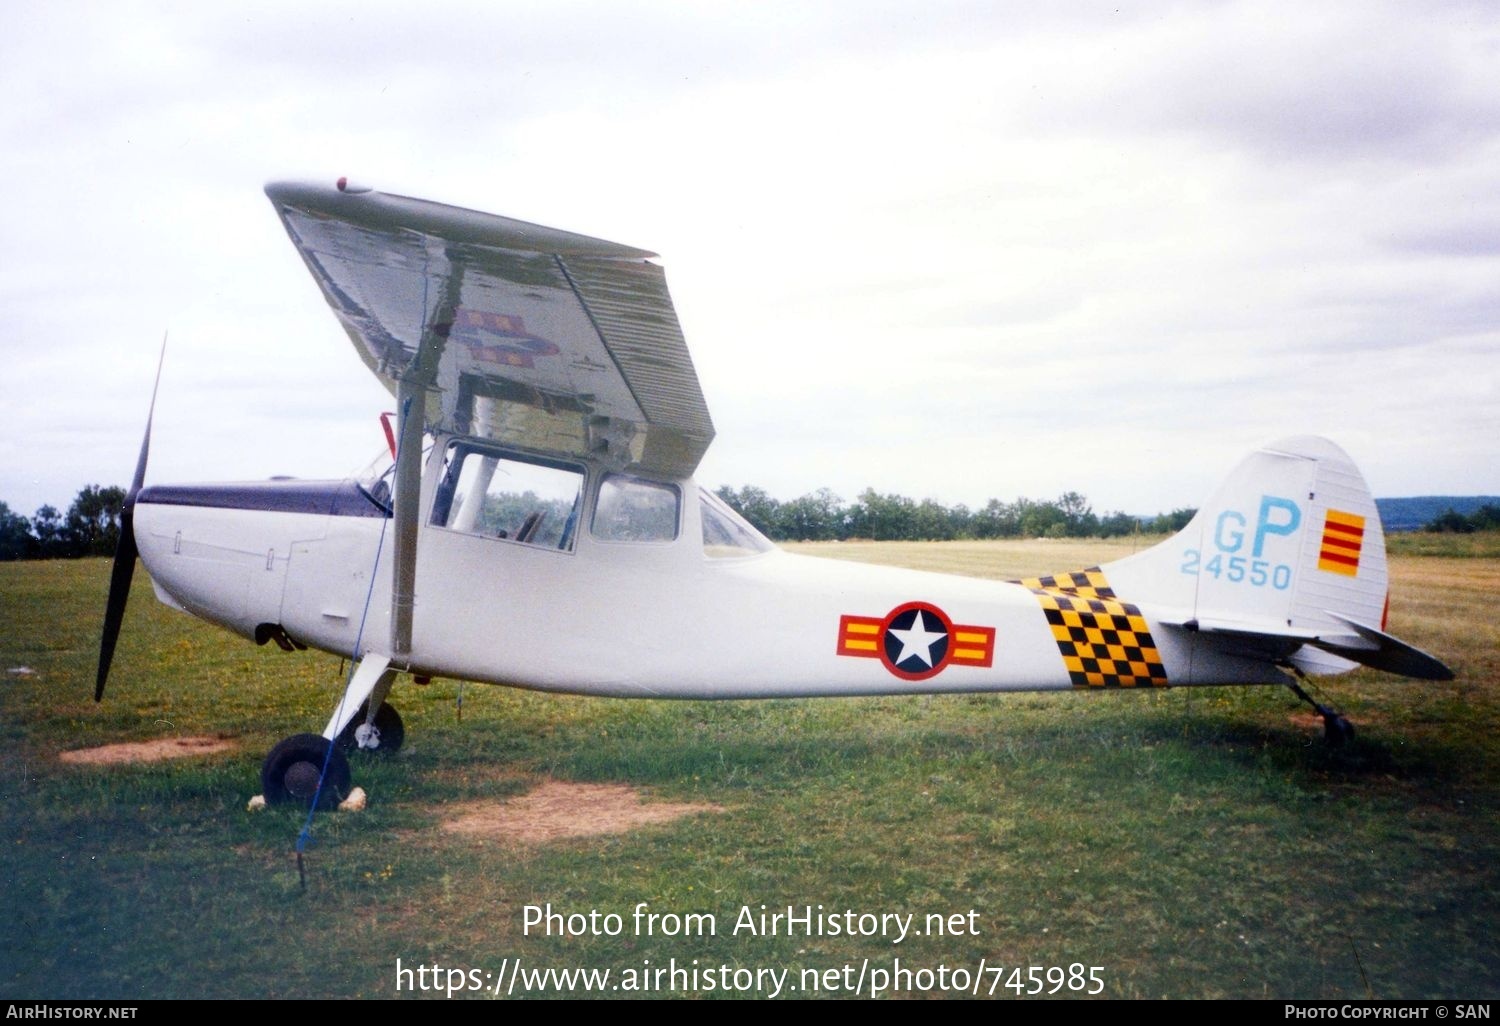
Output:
[{"xmin": 265, "ymin": 180, "xmax": 714, "ymax": 478}]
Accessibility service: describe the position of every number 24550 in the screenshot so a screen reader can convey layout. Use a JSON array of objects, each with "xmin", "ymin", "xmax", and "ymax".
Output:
[{"xmin": 1180, "ymin": 549, "xmax": 1291, "ymax": 589}]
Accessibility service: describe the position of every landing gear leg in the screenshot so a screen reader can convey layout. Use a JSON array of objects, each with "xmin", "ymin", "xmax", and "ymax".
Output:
[
  {"xmin": 319, "ymin": 653, "xmax": 396, "ymax": 745},
  {"xmin": 336, "ymin": 701, "xmax": 405, "ymax": 755},
  {"xmin": 340, "ymin": 662, "xmax": 402, "ymax": 753},
  {"xmin": 1286, "ymin": 671, "xmax": 1354, "ymax": 746}
]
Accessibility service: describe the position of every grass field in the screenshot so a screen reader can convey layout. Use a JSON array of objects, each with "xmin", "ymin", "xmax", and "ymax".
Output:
[{"xmin": 1, "ymin": 538, "xmax": 1496, "ymax": 1000}]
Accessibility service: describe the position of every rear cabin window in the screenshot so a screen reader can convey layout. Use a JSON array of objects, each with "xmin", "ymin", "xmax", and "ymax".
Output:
[
  {"xmin": 430, "ymin": 444, "xmax": 584, "ymax": 551},
  {"xmin": 591, "ymin": 475, "xmax": 679, "ymax": 542},
  {"xmin": 700, "ymin": 488, "xmax": 774, "ymax": 558}
]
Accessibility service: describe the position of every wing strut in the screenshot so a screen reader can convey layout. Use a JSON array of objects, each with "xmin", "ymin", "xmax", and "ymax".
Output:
[
  {"xmin": 390, "ymin": 381, "xmax": 424, "ymax": 658},
  {"xmin": 388, "ymin": 244, "xmax": 462, "ymax": 658}
]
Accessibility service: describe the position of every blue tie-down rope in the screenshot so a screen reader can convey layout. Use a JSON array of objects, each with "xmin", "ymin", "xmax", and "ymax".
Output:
[
  {"xmin": 294, "ymin": 398, "xmax": 408, "ymax": 881},
  {"xmin": 296, "ymin": 506, "xmax": 388, "ymax": 865}
]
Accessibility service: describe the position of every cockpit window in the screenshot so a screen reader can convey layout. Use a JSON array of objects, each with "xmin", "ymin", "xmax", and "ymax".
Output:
[
  {"xmin": 700, "ymin": 488, "xmax": 774, "ymax": 558},
  {"xmin": 592, "ymin": 475, "xmax": 679, "ymax": 542},
  {"xmin": 430, "ymin": 443, "xmax": 584, "ymax": 551}
]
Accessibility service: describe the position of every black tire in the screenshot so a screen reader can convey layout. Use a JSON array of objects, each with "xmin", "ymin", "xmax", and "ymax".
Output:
[
  {"xmin": 261, "ymin": 733, "xmax": 351, "ymax": 808},
  {"xmin": 335, "ymin": 701, "xmax": 405, "ymax": 755},
  {"xmin": 1323, "ymin": 715, "xmax": 1355, "ymax": 747}
]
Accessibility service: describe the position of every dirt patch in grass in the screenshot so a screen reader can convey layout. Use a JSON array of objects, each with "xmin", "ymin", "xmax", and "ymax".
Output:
[
  {"xmin": 59, "ymin": 735, "xmax": 236, "ymax": 765},
  {"xmin": 441, "ymin": 779, "xmax": 722, "ymax": 844},
  {"xmin": 1287, "ymin": 711, "xmax": 1327, "ymax": 732}
]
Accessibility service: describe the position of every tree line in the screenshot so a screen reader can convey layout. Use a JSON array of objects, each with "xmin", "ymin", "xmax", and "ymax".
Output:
[
  {"xmin": 0, "ymin": 486, "xmax": 125, "ymax": 560},
  {"xmin": 1424, "ymin": 504, "xmax": 1500, "ymax": 533},
  {"xmin": 6, "ymin": 484, "xmax": 1497, "ymax": 559},
  {"xmin": 0, "ymin": 482, "xmax": 1203, "ymax": 560},
  {"xmin": 715, "ymin": 485, "xmax": 1196, "ymax": 542}
]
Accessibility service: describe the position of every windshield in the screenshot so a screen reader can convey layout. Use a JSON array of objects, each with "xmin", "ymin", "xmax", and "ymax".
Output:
[
  {"xmin": 353, "ymin": 448, "xmax": 396, "ymax": 513},
  {"xmin": 352, "ymin": 435, "xmax": 434, "ymax": 515}
]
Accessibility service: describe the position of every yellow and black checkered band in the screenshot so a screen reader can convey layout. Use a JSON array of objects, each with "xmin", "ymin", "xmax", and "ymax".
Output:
[
  {"xmin": 1012, "ymin": 566, "xmax": 1116, "ymax": 600},
  {"xmin": 1012, "ymin": 567, "xmax": 1169, "ymax": 688}
]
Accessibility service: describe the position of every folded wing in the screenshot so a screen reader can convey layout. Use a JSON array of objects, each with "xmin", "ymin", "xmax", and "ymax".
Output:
[{"xmin": 265, "ymin": 180, "xmax": 714, "ymax": 478}]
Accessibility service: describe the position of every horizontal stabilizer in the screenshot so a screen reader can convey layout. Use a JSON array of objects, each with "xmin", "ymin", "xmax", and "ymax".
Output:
[
  {"xmin": 1311, "ymin": 613, "xmax": 1455, "ymax": 681},
  {"xmin": 1175, "ymin": 615, "xmax": 1454, "ymax": 682}
]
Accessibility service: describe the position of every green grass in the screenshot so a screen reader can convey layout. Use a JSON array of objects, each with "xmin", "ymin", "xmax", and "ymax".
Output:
[
  {"xmin": 1, "ymin": 546, "xmax": 1496, "ymax": 1000},
  {"xmin": 1388, "ymin": 530, "xmax": 1500, "ymax": 559}
]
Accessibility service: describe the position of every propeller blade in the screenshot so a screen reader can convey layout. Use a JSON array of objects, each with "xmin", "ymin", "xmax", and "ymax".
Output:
[
  {"xmin": 94, "ymin": 335, "xmax": 167, "ymax": 703},
  {"xmin": 130, "ymin": 333, "xmax": 167, "ymax": 497},
  {"xmin": 95, "ymin": 510, "xmax": 138, "ymax": 701}
]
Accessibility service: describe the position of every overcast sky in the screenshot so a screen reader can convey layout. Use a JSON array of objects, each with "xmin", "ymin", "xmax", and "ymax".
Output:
[{"xmin": 2, "ymin": 0, "xmax": 1496, "ymax": 519}]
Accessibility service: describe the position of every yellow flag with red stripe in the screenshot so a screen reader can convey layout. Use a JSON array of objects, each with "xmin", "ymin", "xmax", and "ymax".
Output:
[{"xmin": 1318, "ymin": 509, "xmax": 1365, "ymax": 577}]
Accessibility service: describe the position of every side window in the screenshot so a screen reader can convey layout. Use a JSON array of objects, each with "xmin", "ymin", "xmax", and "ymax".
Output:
[
  {"xmin": 591, "ymin": 475, "xmax": 679, "ymax": 543},
  {"xmin": 700, "ymin": 488, "xmax": 774, "ymax": 558},
  {"xmin": 430, "ymin": 443, "xmax": 584, "ymax": 551}
]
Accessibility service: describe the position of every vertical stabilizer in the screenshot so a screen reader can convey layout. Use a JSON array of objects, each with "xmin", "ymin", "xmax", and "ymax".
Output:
[{"xmin": 1103, "ymin": 437, "xmax": 1389, "ymax": 675}]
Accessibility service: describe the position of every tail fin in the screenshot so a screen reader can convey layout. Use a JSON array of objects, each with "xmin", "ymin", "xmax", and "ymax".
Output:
[{"xmin": 1103, "ymin": 436, "xmax": 1450, "ymax": 680}]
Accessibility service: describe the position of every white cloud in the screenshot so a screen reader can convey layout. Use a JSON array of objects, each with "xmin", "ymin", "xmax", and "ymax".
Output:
[{"xmin": 2, "ymin": 0, "xmax": 1497, "ymax": 519}]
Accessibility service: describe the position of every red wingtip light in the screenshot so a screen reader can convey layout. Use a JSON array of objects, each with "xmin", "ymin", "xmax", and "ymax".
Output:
[{"xmin": 336, "ymin": 176, "xmax": 348, "ymax": 192}]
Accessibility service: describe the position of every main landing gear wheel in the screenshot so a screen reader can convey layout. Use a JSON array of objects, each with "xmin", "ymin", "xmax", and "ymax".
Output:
[
  {"xmin": 261, "ymin": 733, "xmax": 351, "ymax": 808},
  {"xmin": 336, "ymin": 701, "xmax": 405, "ymax": 755}
]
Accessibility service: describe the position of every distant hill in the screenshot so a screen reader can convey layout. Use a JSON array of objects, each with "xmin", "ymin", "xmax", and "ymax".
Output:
[{"xmin": 1376, "ymin": 496, "xmax": 1500, "ymax": 532}]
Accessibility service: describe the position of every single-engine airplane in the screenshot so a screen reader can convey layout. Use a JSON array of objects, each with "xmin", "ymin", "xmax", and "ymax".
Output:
[{"xmin": 95, "ymin": 178, "xmax": 1454, "ymax": 807}]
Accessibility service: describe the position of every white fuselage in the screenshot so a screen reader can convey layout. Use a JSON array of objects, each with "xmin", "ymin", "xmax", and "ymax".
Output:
[{"xmin": 134, "ymin": 436, "xmax": 1283, "ymax": 700}]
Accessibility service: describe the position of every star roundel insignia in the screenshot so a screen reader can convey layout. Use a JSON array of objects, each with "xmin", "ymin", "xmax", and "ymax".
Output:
[
  {"xmin": 443, "ymin": 308, "xmax": 561, "ymax": 369},
  {"xmin": 880, "ymin": 602, "xmax": 954, "ymax": 680},
  {"xmin": 837, "ymin": 602, "xmax": 995, "ymax": 681}
]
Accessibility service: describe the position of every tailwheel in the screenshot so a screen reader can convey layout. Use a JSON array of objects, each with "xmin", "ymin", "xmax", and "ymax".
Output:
[
  {"xmin": 262, "ymin": 733, "xmax": 351, "ymax": 808},
  {"xmin": 1323, "ymin": 714, "xmax": 1355, "ymax": 747},
  {"xmin": 336, "ymin": 701, "xmax": 405, "ymax": 755},
  {"xmin": 1286, "ymin": 673, "xmax": 1354, "ymax": 748}
]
